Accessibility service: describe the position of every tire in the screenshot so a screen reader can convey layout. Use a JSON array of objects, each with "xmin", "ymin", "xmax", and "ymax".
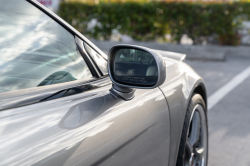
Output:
[{"xmin": 176, "ymin": 94, "xmax": 208, "ymax": 166}]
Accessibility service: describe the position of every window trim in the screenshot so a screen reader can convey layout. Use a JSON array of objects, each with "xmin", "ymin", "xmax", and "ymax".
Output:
[
  {"xmin": 83, "ymin": 42, "xmax": 108, "ymax": 77},
  {"xmin": 75, "ymin": 36, "xmax": 102, "ymax": 78}
]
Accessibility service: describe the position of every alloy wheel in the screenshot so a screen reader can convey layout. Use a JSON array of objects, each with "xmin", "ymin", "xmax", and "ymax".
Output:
[{"xmin": 184, "ymin": 104, "xmax": 208, "ymax": 166}]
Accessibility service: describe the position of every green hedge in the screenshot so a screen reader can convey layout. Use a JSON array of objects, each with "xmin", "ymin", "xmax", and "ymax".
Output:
[{"xmin": 58, "ymin": 2, "xmax": 250, "ymax": 45}]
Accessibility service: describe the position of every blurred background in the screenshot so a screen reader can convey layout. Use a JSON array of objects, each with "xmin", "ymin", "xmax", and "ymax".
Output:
[
  {"xmin": 39, "ymin": 0, "xmax": 250, "ymax": 46},
  {"xmin": 39, "ymin": 0, "xmax": 250, "ymax": 166}
]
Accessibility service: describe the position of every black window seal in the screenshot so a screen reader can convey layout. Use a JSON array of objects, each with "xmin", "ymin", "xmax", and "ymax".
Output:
[
  {"xmin": 83, "ymin": 42, "xmax": 106, "ymax": 77},
  {"xmin": 75, "ymin": 36, "xmax": 101, "ymax": 78}
]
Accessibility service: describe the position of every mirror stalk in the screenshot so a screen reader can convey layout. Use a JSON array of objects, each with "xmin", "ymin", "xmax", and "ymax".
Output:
[{"xmin": 110, "ymin": 84, "xmax": 135, "ymax": 101}]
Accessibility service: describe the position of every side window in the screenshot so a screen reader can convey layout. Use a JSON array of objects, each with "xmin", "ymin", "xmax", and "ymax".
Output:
[
  {"xmin": 84, "ymin": 43, "xmax": 108, "ymax": 75},
  {"xmin": 0, "ymin": 0, "xmax": 93, "ymax": 93}
]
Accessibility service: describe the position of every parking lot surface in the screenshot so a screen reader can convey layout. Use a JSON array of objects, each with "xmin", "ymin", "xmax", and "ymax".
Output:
[{"xmin": 186, "ymin": 56, "xmax": 250, "ymax": 166}]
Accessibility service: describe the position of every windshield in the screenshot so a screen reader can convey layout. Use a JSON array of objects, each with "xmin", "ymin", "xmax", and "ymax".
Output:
[{"xmin": 0, "ymin": 0, "xmax": 93, "ymax": 93}]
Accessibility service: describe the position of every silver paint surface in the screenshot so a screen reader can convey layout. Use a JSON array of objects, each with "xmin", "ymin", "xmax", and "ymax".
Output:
[
  {"xmin": 0, "ymin": 78, "xmax": 171, "ymax": 166},
  {"xmin": 159, "ymin": 57, "xmax": 205, "ymax": 166},
  {"xmin": 0, "ymin": 57, "xmax": 205, "ymax": 166},
  {"xmin": 0, "ymin": 1, "xmax": 207, "ymax": 165},
  {"xmin": 153, "ymin": 50, "xmax": 186, "ymax": 61}
]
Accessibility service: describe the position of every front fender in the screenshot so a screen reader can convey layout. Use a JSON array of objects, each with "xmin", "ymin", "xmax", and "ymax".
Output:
[{"xmin": 159, "ymin": 57, "xmax": 207, "ymax": 166}]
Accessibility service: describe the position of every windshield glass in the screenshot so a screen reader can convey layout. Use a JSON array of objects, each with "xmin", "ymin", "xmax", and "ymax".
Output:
[{"xmin": 0, "ymin": 0, "xmax": 93, "ymax": 93}]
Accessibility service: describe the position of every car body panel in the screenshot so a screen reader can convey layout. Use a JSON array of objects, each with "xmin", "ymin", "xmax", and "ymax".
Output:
[
  {"xmin": 0, "ymin": 77, "xmax": 171, "ymax": 166},
  {"xmin": 154, "ymin": 50, "xmax": 186, "ymax": 61},
  {"xmin": 159, "ymin": 57, "xmax": 206, "ymax": 166},
  {"xmin": 0, "ymin": 1, "xmax": 207, "ymax": 166}
]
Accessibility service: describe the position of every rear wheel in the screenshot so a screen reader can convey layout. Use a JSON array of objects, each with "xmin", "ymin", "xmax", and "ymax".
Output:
[{"xmin": 176, "ymin": 94, "xmax": 208, "ymax": 166}]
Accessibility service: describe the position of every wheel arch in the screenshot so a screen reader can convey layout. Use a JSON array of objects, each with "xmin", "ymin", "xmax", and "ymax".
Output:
[
  {"xmin": 192, "ymin": 82, "xmax": 207, "ymax": 110},
  {"xmin": 174, "ymin": 79, "xmax": 208, "ymax": 166}
]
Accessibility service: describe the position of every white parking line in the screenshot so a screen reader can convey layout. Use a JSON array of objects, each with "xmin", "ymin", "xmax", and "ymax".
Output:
[{"xmin": 208, "ymin": 66, "xmax": 250, "ymax": 110}]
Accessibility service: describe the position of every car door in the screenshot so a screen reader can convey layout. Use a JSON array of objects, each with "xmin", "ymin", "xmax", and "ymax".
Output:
[{"xmin": 0, "ymin": 0, "xmax": 171, "ymax": 166}]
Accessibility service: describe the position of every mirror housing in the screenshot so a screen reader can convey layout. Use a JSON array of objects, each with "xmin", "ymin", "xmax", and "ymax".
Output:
[{"xmin": 108, "ymin": 45, "xmax": 166, "ymax": 100}]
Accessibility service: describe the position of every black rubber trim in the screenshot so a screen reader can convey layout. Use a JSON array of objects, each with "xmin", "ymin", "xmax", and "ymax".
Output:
[
  {"xmin": 75, "ymin": 37, "xmax": 101, "ymax": 78},
  {"xmin": 83, "ymin": 42, "xmax": 104, "ymax": 76}
]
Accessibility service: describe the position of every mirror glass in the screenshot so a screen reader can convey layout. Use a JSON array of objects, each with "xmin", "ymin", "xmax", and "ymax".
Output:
[{"xmin": 113, "ymin": 48, "xmax": 158, "ymax": 86}]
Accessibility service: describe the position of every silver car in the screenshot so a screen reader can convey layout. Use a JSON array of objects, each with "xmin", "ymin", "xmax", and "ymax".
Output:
[{"xmin": 0, "ymin": 0, "xmax": 208, "ymax": 166}]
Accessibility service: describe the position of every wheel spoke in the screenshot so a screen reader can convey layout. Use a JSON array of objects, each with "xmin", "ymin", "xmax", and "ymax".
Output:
[
  {"xmin": 194, "ymin": 147, "xmax": 204, "ymax": 161},
  {"xmin": 183, "ymin": 104, "xmax": 207, "ymax": 166},
  {"xmin": 189, "ymin": 111, "xmax": 201, "ymax": 146}
]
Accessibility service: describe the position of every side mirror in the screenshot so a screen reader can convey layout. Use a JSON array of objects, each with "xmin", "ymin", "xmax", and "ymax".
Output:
[{"xmin": 108, "ymin": 45, "xmax": 166, "ymax": 100}]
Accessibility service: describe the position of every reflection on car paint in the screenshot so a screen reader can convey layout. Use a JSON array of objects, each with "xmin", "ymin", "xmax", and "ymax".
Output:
[
  {"xmin": 0, "ymin": 86, "xmax": 170, "ymax": 166},
  {"xmin": 159, "ymin": 58, "xmax": 203, "ymax": 166}
]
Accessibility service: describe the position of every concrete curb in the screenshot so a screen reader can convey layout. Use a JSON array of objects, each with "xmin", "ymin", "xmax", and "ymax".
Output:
[{"xmin": 90, "ymin": 39, "xmax": 250, "ymax": 61}]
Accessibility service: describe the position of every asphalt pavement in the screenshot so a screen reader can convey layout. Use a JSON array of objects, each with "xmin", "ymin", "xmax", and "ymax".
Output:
[{"xmin": 186, "ymin": 55, "xmax": 250, "ymax": 166}]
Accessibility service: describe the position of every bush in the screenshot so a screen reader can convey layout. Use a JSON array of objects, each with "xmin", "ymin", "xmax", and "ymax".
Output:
[{"xmin": 58, "ymin": 2, "xmax": 250, "ymax": 45}]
